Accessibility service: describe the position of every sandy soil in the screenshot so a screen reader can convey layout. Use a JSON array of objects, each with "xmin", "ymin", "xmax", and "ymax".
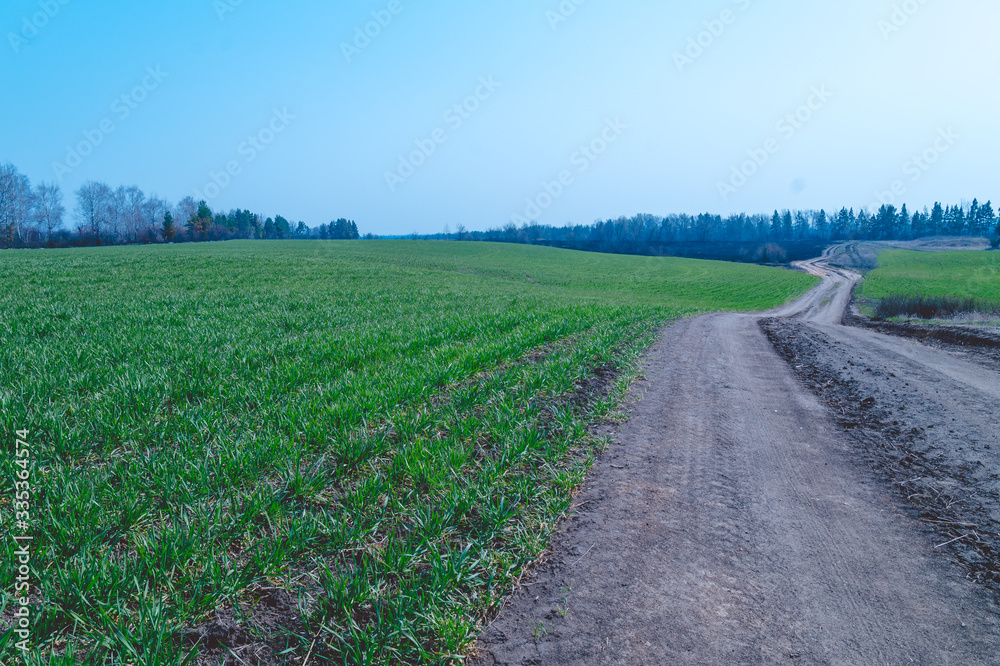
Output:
[{"xmin": 471, "ymin": 252, "xmax": 1000, "ymax": 665}]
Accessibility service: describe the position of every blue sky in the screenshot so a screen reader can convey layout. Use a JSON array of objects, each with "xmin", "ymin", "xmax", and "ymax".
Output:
[{"xmin": 3, "ymin": 0, "xmax": 999, "ymax": 235}]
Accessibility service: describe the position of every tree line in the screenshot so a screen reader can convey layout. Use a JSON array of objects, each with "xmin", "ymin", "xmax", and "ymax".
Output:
[
  {"xmin": 5, "ymin": 160, "xmax": 997, "ymax": 255},
  {"xmin": 0, "ymin": 162, "xmax": 362, "ymax": 248},
  {"xmin": 429, "ymin": 201, "xmax": 1000, "ymax": 256}
]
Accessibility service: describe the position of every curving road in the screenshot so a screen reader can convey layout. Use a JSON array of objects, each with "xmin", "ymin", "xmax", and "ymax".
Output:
[{"xmin": 474, "ymin": 254, "xmax": 1000, "ymax": 665}]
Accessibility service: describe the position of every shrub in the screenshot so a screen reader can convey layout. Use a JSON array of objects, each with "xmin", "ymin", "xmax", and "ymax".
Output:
[
  {"xmin": 752, "ymin": 243, "xmax": 788, "ymax": 264},
  {"xmin": 874, "ymin": 294, "xmax": 1000, "ymax": 320}
]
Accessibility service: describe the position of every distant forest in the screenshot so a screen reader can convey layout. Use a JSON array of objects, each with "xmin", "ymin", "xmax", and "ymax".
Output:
[
  {"xmin": 3, "ymin": 161, "xmax": 998, "ymax": 259},
  {"xmin": 424, "ymin": 202, "xmax": 1000, "ymax": 262},
  {"xmin": 0, "ymin": 162, "xmax": 361, "ymax": 248}
]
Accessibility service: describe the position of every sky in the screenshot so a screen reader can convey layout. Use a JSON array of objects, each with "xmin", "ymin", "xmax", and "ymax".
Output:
[{"xmin": 3, "ymin": 0, "xmax": 999, "ymax": 236}]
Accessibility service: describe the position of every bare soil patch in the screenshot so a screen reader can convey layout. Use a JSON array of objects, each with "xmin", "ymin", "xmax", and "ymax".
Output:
[
  {"xmin": 844, "ymin": 308, "xmax": 1000, "ymax": 371},
  {"xmin": 762, "ymin": 317, "xmax": 1000, "ymax": 595}
]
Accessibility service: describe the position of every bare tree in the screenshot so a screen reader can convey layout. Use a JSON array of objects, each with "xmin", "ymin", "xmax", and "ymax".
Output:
[
  {"xmin": 33, "ymin": 182, "xmax": 65, "ymax": 244},
  {"xmin": 119, "ymin": 185, "xmax": 146, "ymax": 242},
  {"xmin": 141, "ymin": 196, "xmax": 169, "ymax": 241},
  {"xmin": 174, "ymin": 196, "xmax": 198, "ymax": 235},
  {"xmin": 104, "ymin": 186, "xmax": 128, "ymax": 244},
  {"xmin": 0, "ymin": 163, "xmax": 18, "ymax": 246},
  {"xmin": 0, "ymin": 162, "xmax": 33, "ymax": 247},
  {"xmin": 75, "ymin": 181, "xmax": 112, "ymax": 244}
]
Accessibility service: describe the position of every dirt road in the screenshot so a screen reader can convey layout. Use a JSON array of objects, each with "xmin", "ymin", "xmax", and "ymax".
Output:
[{"xmin": 473, "ymin": 256, "xmax": 1000, "ymax": 664}]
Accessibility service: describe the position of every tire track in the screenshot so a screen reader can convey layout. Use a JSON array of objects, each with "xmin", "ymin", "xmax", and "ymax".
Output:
[{"xmin": 473, "ymin": 257, "xmax": 1000, "ymax": 665}]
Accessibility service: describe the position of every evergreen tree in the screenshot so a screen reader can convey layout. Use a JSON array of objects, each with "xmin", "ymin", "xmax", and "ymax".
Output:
[
  {"xmin": 781, "ymin": 210, "xmax": 793, "ymax": 240},
  {"xmin": 875, "ymin": 204, "xmax": 897, "ymax": 240},
  {"xmin": 186, "ymin": 200, "xmax": 213, "ymax": 237},
  {"xmin": 162, "ymin": 210, "xmax": 175, "ymax": 241},
  {"xmin": 929, "ymin": 202, "xmax": 944, "ymax": 236},
  {"xmin": 815, "ymin": 209, "xmax": 829, "ymax": 239},
  {"xmin": 982, "ymin": 201, "xmax": 995, "ymax": 238},
  {"xmin": 898, "ymin": 204, "xmax": 909, "ymax": 239},
  {"xmin": 328, "ymin": 218, "xmax": 361, "ymax": 240},
  {"xmin": 274, "ymin": 215, "xmax": 291, "ymax": 238},
  {"xmin": 794, "ymin": 211, "xmax": 809, "ymax": 239},
  {"xmin": 969, "ymin": 199, "xmax": 981, "ymax": 235},
  {"xmin": 911, "ymin": 209, "xmax": 928, "ymax": 238},
  {"xmin": 858, "ymin": 210, "xmax": 873, "ymax": 238},
  {"xmin": 946, "ymin": 205, "xmax": 967, "ymax": 235},
  {"xmin": 832, "ymin": 208, "xmax": 850, "ymax": 240},
  {"xmin": 228, "ymin": 209, "xmax": 258, "ymax": 238}
]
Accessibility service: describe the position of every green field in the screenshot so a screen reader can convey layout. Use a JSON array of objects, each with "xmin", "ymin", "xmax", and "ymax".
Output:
[
  {"xmin": 859, "ymin": 250, "xmax": 1000, "ymax": 319},
  {"xmin": 0, "ymin": 241, "xmax": 816, "ymax": 664}
]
